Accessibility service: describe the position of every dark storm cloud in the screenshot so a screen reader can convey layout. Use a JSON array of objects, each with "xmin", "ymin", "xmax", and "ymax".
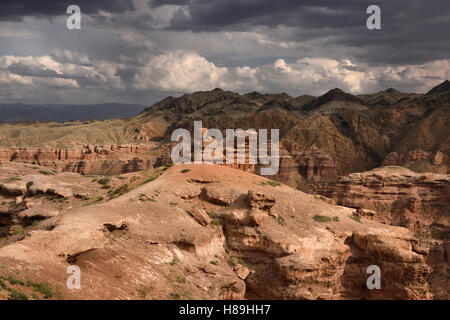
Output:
[
  {"xmin": 154, "ymin": 0, "xmax": 450, "ymax": 65},
  {"xmin": 0, "ymin": 0, "xmax": 134, "ymax": 21},
  {"xmin": 8, "ymin": 62, "xmax": 61, "ymax": 78}
]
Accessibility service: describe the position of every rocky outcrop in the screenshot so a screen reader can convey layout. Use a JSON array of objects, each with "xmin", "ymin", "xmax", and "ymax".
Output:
[
  {"xmin": 0, "ymin": 163, "xmax": 434, "ymax": 300},
  {"xmin": 0, "ymin": 144, "xmax": 166, "ymax": 175},
  {"xmin": 383, "ymin": 150, "xmax": 449, "ymax": 174},
  {"xmin": 321, "ymin": 166, "xmax": 450, "ymax": 235},
  {"xmin": 320, "ymin": 166, "xmax": 449, "ymax": 299}
]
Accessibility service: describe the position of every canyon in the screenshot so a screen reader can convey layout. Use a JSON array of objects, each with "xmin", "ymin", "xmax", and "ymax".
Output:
[{"xmin": 0, "ymin": 81, "xmax": 448, "ymax": 299}]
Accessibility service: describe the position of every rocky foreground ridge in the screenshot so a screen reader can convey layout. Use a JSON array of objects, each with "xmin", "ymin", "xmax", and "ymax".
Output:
[{"xmin": 0, "ymin": 162, "xmax": 434, "ymax": 299}]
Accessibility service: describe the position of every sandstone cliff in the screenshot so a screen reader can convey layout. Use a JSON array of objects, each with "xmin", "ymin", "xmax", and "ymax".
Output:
[{"xmin": 320, "ymin": 166, "xmax": 449, "ymax": 298}]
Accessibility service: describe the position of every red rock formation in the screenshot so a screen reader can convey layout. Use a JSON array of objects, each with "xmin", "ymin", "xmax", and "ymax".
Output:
[
  {"xmin": 0, "ymin": 145, "xmax": 164, "ymax": 175},
  {"xmin": 320, "ymin": 166, "xmax": 450, "ymax": 299},
  {"xmin": 383, "ymin": 150, "xmax": 449, "ymax": 173}
]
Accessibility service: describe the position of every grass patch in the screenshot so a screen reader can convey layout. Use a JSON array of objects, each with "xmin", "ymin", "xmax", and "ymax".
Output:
[
  {"xmin": 4, "ymin": 176, "xmax": 21, "ymax": 183},
  {"xmin": 26, "ymin": 181, "xmax": 34, "ymax": 190},
  {"xmin": 313, "ymin": 215, "xmax": 332, "ymax": 222},
  {"xmin": 137, "ymin": 285, "xmax": 152, "ymax": 299},
  {"xmin": 175, "ymin": 275, "xmax": 185, "ymax": 283},
  {"xmin": 169, "ymin": 258, "xmax": 180, "ymax": 266},
  {"xmin": 275, "ymin": 215, "xmax": 285, "ymax": 226},
  {"xmin": 349, "ymin": 215, "xmax": 362, "ymax": 223},
  {"xmin": 6, "ymin": 275, "xmax": 24, "ymax": 286},
  {"xmin": 27, "ymin": 280, "xmax": 53, "ymax": 299},
  {"xmin": 39, "ymin": 170, "xmax": 53, "ymax": 176},
  {"xmin": 211, "ymin": 218, "xmax": 222, "ymax": 226},
  {"xmin": 108, "ymin": 184, "xmax": 130, "ymax": 199},
  {"xmin": 97, "ymin": 178, "xmax": 110, "ymax": 185},
  {"xmin": 261, "ymin": 180, "xmax": 281, "ymax": 187},
  {"xmin": 181, "ymin": 169, "xmax": 191, "ymax": 173},
  {"xmin": 227, "ymin": 256, "xmax": 237, "ymax": 267},
  {"xmin": 210, "ymin": 260, "xmax": 218, "ymax": 265},
  {"xmin": 238, "ymin": 258, "xmax": 254, "ymax": 269},
  {"xmin": 333, "ymin": 216, "xmax": 340, "ymax": 222},
  {"xmin": 8, "ymin": 288, "xmax": 28, "ymax": 300},
  {"xmin": 96, "ymin": 196, "xmax": 104, "ymax": 202},
  {"xmin": 143, "ymin": 176, "xmax": 157, "ymax": 184}
]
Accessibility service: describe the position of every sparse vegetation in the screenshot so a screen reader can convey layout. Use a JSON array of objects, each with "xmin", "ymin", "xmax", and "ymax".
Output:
[
  {"xmin": 211, "ymin": 218, "xmax": 222, "ymax": 226},
  {"xmin": 4, "ymin": 176, "xmax": 21, "ymax": 183},
  {"xmin": 261, "ymin": 180, "xmax": 282, "ymax": 187},
  {"xmin": 313, "ymin": 215, "xmax": 332, "ymax": 222},
  {"xmin": 349, "ymin": 215, "xmax": 362, "ymax": 223},
  {"xmin": 97, "ymin": 178, "xmax": 110, "ymax": 185},
  {"xmin": 181, "ymin": 169, "xmax": 191, "ymax": 173},
  {"xmin": 276, "ymin": 215, "xmax": 285, "ymax": 226},
  {"xmin": 26, "ymin": 181, "xmax": 34, "ymax": 190},
  {"xmin": 143, "ymin": 176, "xmax": 157, "ymax": 184},
  {"xmin": 238, "ymin": 258, "xmax": 254, "ymax": 269},
  {"xmin": 227, "ymin": 256, "xmax": 237, "ymax": 267},
  {"xmin": 210, "ymin": 260, "xmax": 218, "ymax": 265},
  {"xmin": 8, "ymin": 288, "xmax": 28, "ymax": 300},
  {"xmin": 108, "ymin": 184, "xmax": 130, "ymax": 199},
  {"xmin": 333, "ymin": 216, "xmax": 340, "ymax": 222},
  {"xmin": 175, "ymin": 275, "xmax": 185, "ymax": 283},
  {"xmin": 39, "ymin": 170, "xmax": 53, "ymax": 176},
  {"xmin": 27, "ymin": 280, "xmax": 53, "ymax": 298},
  {"xmin": 137, "ymin": 285, "xmax": 153, "ymax": 299},
  {"xmin": 169, "ymin": 257, "xmax": 180, "ymax": 266},
  {"xmin": 6, "ymin": 275, "xmax": 24, "ymax": 286}
]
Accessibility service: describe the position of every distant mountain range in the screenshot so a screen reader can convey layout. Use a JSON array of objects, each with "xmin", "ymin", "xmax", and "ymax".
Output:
[
  {"xmin": 0, "ymin": 103, "xmax": 147, "ymax": 123},
  {"xmin": 0, "ymin": 80, "xmax": 448, "ymax": 178}
]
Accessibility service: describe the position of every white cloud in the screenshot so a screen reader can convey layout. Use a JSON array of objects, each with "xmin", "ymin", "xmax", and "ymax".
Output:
[
  {"xmin": 0, "ymin": 49, "xmax": 449, "ymax": 104},
  {"xmin": 132, "ymin": 51, "xmax": 228, "ymax": 91}
]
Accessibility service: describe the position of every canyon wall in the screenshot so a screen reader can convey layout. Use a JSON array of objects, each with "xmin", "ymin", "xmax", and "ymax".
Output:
[{"xmin": 319, "ymin": 166, "xmax": 450, "ymax": 299}]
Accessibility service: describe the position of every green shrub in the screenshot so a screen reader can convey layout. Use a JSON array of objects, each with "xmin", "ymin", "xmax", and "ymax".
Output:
[
  {"xmin": 143, "ymin": 176, "xmax": 157, "ymax": 184},
  {"xmin": 333, "ymin": 216, "xmax": 340, "ymax": 222},
  {"xmin": 181, "ymin": 169, "xmax": 191, "ymax": 173},
  {"xmin": 39, "ymin": 170, "xmax": 53, "ymax": 176},
  {"xmin": 8, "ymin": 289, "xmax": 28, "ymax": 300},
  {"xmin": 26, "ymin": 181, "xmax": 34, "ymax": 190},
  {"xmin": 276, "ymin": 216, "xmax": 285, "ymax": 226},
  {"xmin": 227, "ymin": 256, "xmax": 237, "ymax": 267},
  {"xmin": 169, "ymin": 258, "xmax": 180, "ymax": 266},
  {"xmin": 27, "ymin": 280, "xmax": 53, "ymax": 299},
  {"xmin": 109, "ymin": 184, "xmax": 130, "ymax": 199},
  {"xmin": 313, "ymin": 215, "xmax": 332, "ymax": 222},
  {"xmin": 6, "ymin": 275, "xmax": 24, "ymax": 286},
  {"xmin": 210, "ymin": 261, "xmax": 218, "ymax": 265},
  {"xmin": 175, "ymin": 275, "xmax": 185, "ymax": 283},
  {"xmin": 97, "ymin": 178, "xmax": 110, "ymax": 185},
  {"xmin": 349, "ymin": 215, "xmax": 362, "ymax": 223}
]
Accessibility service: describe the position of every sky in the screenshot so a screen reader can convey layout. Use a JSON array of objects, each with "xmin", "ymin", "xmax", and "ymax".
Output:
[{"xmin": 0, "ymin": 0, "xmax": 449, "ymax": 105}]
